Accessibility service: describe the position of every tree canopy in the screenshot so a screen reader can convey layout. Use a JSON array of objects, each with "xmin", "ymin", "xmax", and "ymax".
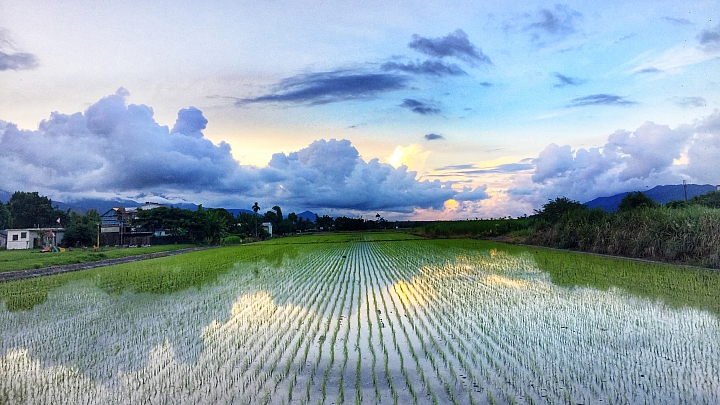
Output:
[
  {"xmin": 618, "ymin": 192, "xmax": 659, "ymax": 212},
  {"xmin": 534, "ymin": 197, "xmax": 587, "ymax": 223},
  {"xmin": 0, "ymin": 202, "xmax": 12, "ymax": 229},
  {"xmin": 8, "ymin": 192, "xmax": 66, "ymax": 228}
]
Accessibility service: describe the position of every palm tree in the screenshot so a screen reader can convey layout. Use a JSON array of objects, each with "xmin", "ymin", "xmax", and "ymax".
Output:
[{"xmin": 252, "ymin": 202, "xmax": 260, "ymax": 238}]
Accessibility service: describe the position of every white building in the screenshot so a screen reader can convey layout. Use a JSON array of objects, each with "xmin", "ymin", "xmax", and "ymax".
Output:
[
  {"xmin": 261, "ymin": 222, "xmax": 273, "ymax": 237},
  {"xmin": 5, "ymin": 228, "xmax": 65, "ymax": 250}
]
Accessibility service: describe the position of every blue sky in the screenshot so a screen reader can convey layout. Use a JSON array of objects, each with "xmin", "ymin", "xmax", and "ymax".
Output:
[{"xmin": 1, "ymin": 1, "xmax": 719, "ymax": 218}]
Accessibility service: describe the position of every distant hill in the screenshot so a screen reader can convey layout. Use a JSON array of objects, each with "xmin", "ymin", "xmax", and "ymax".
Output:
[
  {"xmin": 0, "ymin": 190, "xmax": 11, "ymax": 204},
  {"xmin": 297, "ymin": 210, "xmax": 317, "ymax": 222},
  {"xmin": 0, "ymin": 189, "xmax": 198, "ymax": 213},
  {"xmin": 584, "ymin": 184, "xmax": 717, "ymax": 212},
  {"xmin": 221, "ymin": 209, "xmax": 318, "ymax": 221}
]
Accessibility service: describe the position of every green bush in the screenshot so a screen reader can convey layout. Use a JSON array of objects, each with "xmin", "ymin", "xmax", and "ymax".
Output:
[{"xmin": 220, "ymin": 235, "xmax": 242, "ymax": 245}]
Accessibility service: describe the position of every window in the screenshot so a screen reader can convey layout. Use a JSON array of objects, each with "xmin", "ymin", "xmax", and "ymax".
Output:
[
  {"xmin": 12, "ymin": 234, "xmax": 18, "ymax": 241},
  {"xmin": 20, "ymin": 232, "xmax": 27, "ymax": 239}
]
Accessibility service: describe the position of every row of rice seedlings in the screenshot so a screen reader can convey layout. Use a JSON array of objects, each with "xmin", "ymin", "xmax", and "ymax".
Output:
[
  {"xmin": 364, "ymin": 245, "xmax": 403, "ymax": 405},
  {"xmin": 365, "ymin": 243, "xmax": 441, "ymax": 405},
  {"xmin": 303, "ymin": 247, "xmax": 354, "ymax": 405},
  {"xmin": 353, "ymin": 244, "xmax": 366, "ymax": 404},
  {"xmin": 255, "ymin": 246, "xmax": 347, "ymax": 402},
  {"xmin": 360, "ymin": 243, "xmax": 384, "ymax": 403},
  {"xmin": 270, "ymin": 249, "xmax": 347, "ymax": 404},
  {"xmin": 371, "ymin": 243, "xmax": 472, "ymax": 405},
  {"xmin": 410, "ymin": 241, "xmax": 720, "ymax": 402},
  {"xmin": 206, "ymin": 245, "xmax": 338, "ymax": 401},
  {"xmin": 369, "ymin": 242, "xmax": 446, "ymax": 405}
]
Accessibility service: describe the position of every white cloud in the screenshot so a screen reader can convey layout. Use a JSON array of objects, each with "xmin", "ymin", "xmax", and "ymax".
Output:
[
  {"xmin": 0, "ymin": 90, "xmax": 488, "ymax": 213},
  {"xmin": 509, "ymin": 110, "xmax": 720, "ymax": 209}
]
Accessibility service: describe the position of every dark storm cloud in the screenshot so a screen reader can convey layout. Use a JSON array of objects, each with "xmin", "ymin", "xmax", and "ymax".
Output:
[
  {"xmin": 408, "ymin": 29, "xmax": 492, "ymax": 65},
  {"xmin": 424, "ymin": 133, "xmax": 444, "ymax": 141},
  {"xmin": 553, "ymin": 73, "xmax": 585, "ymax": 87},
  {"xmin": 567, "ymin": 94, "xmax": 636, "ymax": 107},
  {"xmin": 401, "ymin": 99, "xmax": 441, "ymax": 115},
  {"xmin": 381, "ymin": 59, "xmax": 467, "ymax": 76},
  {"xmin": 239, "ymin": 70, "xmax": 408, "ymax": 105}
]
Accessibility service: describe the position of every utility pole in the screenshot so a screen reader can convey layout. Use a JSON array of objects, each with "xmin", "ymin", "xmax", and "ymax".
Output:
[{"xmin": 683, "ymin": 180, "xmax": 688, "ymax": 202}]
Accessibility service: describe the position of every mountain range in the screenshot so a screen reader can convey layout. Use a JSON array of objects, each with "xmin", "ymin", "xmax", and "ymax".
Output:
[
  {"xmin": 0, "ymin": 190, "xmax": 317, "ymax": 221},
  {"xmin": 3, "ymin": 184, "xmax": 716, "ymax": 218},
  {"xmin": 584, "ymin": 184, "xmax": 717, "ymax": 212}
]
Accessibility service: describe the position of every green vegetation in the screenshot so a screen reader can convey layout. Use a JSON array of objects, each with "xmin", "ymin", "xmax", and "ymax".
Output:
[
  {"xmin": 5, "ymin": 191, "xmax": 68, "ymax": 229},
  {"xmin": 0, "ymin": 244, "xmax": 287, "ymax": 311},
  {"xmin": 414, "ymin": 218, "xmax": 531, "ymax": 238},
  {"xmin": 0, "ymin": 244, "xmax": 194, "ymax": 273},
  {"xmin": 427, "ymin": 239, "xmax": 720, "ymax": 317},
  {"xmin": 1, "ymin": 236, "xmax": 718, "ymax": 404},
  {"xmin": 529, "ymin": 194, "xmax": 720, "ymax": 268}
]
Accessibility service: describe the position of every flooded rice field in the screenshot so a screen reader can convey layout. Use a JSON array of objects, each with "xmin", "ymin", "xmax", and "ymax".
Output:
[{"xmin": 1, "ymin": 237, "xmax": 719, "ymax": 404}]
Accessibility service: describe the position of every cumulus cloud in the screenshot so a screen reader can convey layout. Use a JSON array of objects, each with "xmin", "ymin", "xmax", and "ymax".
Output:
[
  {"xmin": 239, "ymin": 70, "xmax": 407, "ymax": 105},
  {"xmin": 0, "ymin": 90, "xmax": 488, "ymax": 213},
  {"xmin": 567, "ymin": 94, "xmax": 636, "ymax": 107},
  {"xmin": 684, "ymin": 110, "xmax": 720, "ymax": 183},
  {"xmin": 424, "ymin": 133, "xmax": 444, "ymax": 141},
  {"xmin": 408, "ymin": 29, "xmax": 492, "ymax": 66},
  {"xmin": 0, "ymin": 29, "xmax": 37, "ymax": 71},
  {"xmin": 509, "ymin": 111, "xmax": 720, "ymax": 209},
  {"xmin": 265, "ymin": 140, "xmax": 455, "ymax": 212},
  {"xmin": 453, "ymin": 185, "xmax": 490, "ymax": 202},
  {"xmin": 525, "ymin": 4, "xmax": 582, "ymax": 42},
  {"xmin": 381, "ymin": 59, "xmax": 466, "ymax": 76},
  {"xmin": 553, "ymin": 73, "xmax": 584, "ymax": 87},
  {"xmin": 401, "ymin": 99, "xmax": 441, "ymax": 115}
]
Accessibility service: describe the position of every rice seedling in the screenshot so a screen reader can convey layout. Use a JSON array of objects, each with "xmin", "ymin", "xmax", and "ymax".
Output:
[{"xmin": 0, "ymin": 237, "xmax": 718, "ymax": 404}]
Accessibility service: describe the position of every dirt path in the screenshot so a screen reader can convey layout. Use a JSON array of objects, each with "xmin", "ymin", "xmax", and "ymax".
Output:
[{"xmin": 0, "ymin": 246, "xmax": 219, "ymax": 283}]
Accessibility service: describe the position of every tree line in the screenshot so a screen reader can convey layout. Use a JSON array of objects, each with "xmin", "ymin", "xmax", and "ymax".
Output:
[
  {"xmin": 0, "ymin": 191, "xmax": 394, "ymax": 247},
  {"xmin": 0, "ymin": 191, "xmax": 101, "ymax": 247},
  {"xmin": 528, "ymin": 190, "xmax": 720, "ymax": 268}
]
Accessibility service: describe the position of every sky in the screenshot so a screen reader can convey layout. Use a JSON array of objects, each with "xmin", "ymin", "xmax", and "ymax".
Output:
[{"xmin": 1, "ymin": 1, "xmax": 719, "ymax": 219}]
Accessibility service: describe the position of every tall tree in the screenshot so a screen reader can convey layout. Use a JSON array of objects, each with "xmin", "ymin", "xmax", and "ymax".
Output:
[
  {"xmin": 0, "ymin": 202, "xmax": 12, "ymax": 229},
  {"xmin": 8, "ymin": 192, "xmax": 65, "ymax": 228},
  {"xmin": 63, "ymin": 210, "xmax": 101, "ymax": 247},
  {"xmin": 618, "ymin": 192, "xmax": 659, "ymax": 212},
  {"xmin": 252, "ymin": 202, "xmax": 260, "ymax": 237}
]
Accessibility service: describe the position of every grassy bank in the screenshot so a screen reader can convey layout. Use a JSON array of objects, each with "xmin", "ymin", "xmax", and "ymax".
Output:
[
  {"xmin": 0, "ymin": 244, "xmax": 195, "ymax": 273},
  {"xmin": 414, "ymin": 218, "xmax": 531, "ymax": 238},
  {"xmin": 528, "ymin": 205, "xmax": 720, "ymax": 269}
]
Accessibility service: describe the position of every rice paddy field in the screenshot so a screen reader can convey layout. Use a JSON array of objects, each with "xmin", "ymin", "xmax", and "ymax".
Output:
[{"xmin": 1, "ymin": 232, "xmax": 719, "ymax": 404}]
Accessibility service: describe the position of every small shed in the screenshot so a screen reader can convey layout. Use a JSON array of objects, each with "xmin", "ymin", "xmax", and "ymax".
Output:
[{"xmin": 5, "ymin": 228, "xmax": 65, "ymax": 250}]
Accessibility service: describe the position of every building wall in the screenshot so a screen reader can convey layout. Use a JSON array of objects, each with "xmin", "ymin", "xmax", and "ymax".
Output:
[
  {"xmin": 5, "ymin": 229, "xmax": 65, "ymax": 250},
  {"xmin": 6, "ymin": 230, "xmax": 36, "ymax": 250}
]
